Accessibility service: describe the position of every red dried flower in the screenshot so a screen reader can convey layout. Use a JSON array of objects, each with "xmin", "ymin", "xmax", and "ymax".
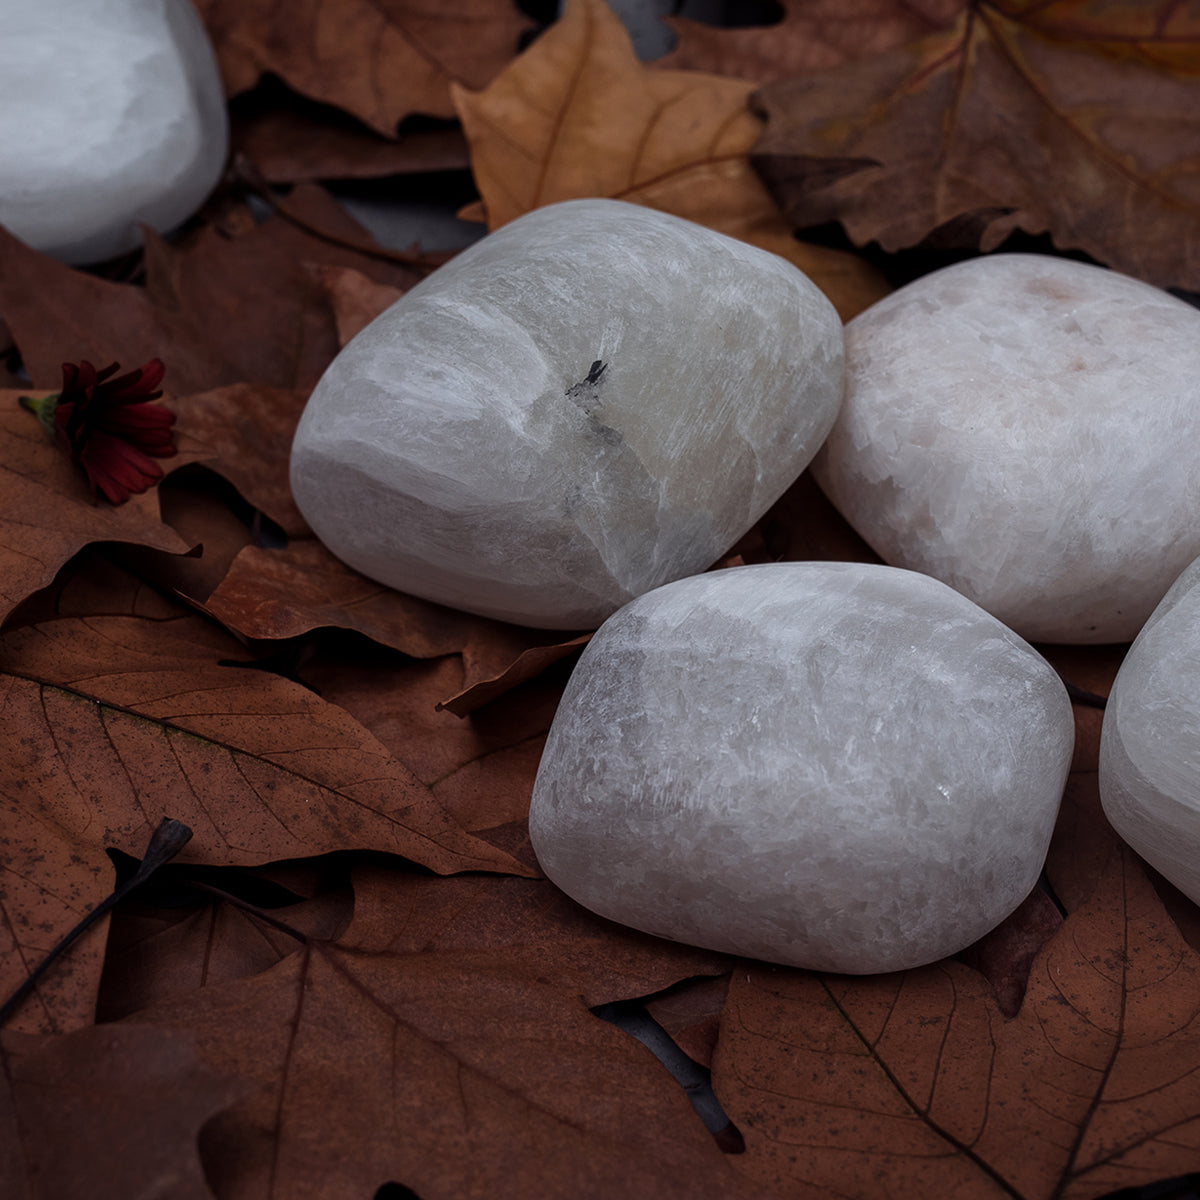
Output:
[{"xmin": 22, "ymin": 359, "xmax": 177, "ymax": 503}]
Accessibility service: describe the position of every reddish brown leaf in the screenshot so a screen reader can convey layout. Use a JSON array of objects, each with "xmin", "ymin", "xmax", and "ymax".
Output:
[
  {"xmin": 452, "ymin": 0, "xmax": 892, "ymax": 321},
  {"xmin": 170, "ymin": 384, "xmax": 310, "ymax": 537},
  {"xmin": 0, "ymin": 1024, "xmax": 243, "ymax": 1200},
  {"xmin": 644, "ymin": 974, "xmax": 732, "ymax": 1070},
  {"xmin": 124, "ymin": 864, "xmax": 745, "ymax": 1200},
  {"xmin": 713, "ymin": 847, "xmax": 1200, "ymax": 1199},
  {"xmin": 312, "ymin": 264, "xmax": 404, "ymax": 346},
  {"xmin": 195, "ymin": 0, "xmax": 532, "ymax": 133},
  {"xmin": 232, "ymin": 102, "xmax": 472, "ymax": 184},
  {"xmin": 0, "ymin": 186, "xmax": 423, "ymax": 395},
  {"xmin": 752, "ymin": 2, "xmax": 1200, "ymax": 289},
  {"xmin": 303, "ymin": 652, "xmax": 561, "ymax": 837},
  {"xmin": 659, "ymin": 0, "xmax": 962, "ymax": 82},
  {"xmin": 0, "ymin": 392, "xmax": 189, "ymax": 627},
  {"xmin": 0, "ymin": 598, "xmax": 530, "ymax": 1034}
]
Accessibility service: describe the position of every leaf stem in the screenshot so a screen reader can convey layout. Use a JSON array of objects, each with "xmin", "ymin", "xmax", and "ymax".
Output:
[
  {"xmin": 0, "ymin": 817, "xmax": 193, "ymax": 1029},
  {"xmin": 183, "ymin": 881, "xmax": 310, "ymax": 945}
]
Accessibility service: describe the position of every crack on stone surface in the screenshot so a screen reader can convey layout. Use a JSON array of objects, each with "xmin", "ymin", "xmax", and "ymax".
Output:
[{"xmin": 565, "ymin": 359, "xmax": 621, "ymax": 444}]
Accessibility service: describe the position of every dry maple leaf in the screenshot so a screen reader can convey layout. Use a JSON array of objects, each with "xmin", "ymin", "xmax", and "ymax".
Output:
[
  {"xmin": 0, "ymin": 391, "xmax": 189, "ymax": 627},
  {"xmin": 123, "ymin": 864, "xmax": 746, "ymax": 1200},
  {"xmin": 0, "ymin": 1024, "xmax": 243, "ymax": 1200},
  {"xmin": 713, "ymin": 846, "xmax": 1200, "ymax": 1199},
  {"xmin": 452, "ymin": 0, "xmax": 891, "ymax": 321},
  {"xmin": 194, "ymin": 0, "xmax": 532, "ymax": 134},
  {"xmin": 658, "ymin": 0, "xmax": 963, "ymax": 82},
  {"xmin": 752, "ymin": 0, "xmax": 1200, "ymax": 290}
]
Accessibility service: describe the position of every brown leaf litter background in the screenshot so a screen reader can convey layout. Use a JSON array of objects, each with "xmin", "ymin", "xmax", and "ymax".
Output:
[{"xmin": 2, "ymin": 1, "xmax": 1200, "ymax": 1197}]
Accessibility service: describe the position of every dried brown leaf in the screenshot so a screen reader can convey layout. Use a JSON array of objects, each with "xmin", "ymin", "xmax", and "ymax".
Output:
[
  {"xmin": 752, "ymin": 1, "xmax": 1200, "ymax": 289},
  {"xmin": 452, "ymin": 0, "xmax": 891, "ymax": 320},
  {"xmin": 232, "ymin": 103, "xmax": 471, "ymax": 184},
  {"xmin": 195, "ymin": 0, "xmax": 532, "ymax": 134},
  {"xmin": 659, "ymin": 0, "xmax": 962, "ymax": 82},
  {"xmin": 0, "ymin": 186, "xmax": 423, "ymax": 394},
  {"xmin": 0, "ymin": 1024, "xmax": 243, "ymax": 1200},
  {"xmin": 0, "ymin": 392, "xmax": 189, "ymax": 627},
  {"xmin": 0, "ymin": 597, "xmax": 530, "ymax": 1033},
  {"xmin": 124, "ymin": 864, "xmax": 745, "ymax": 1200},
  {"xmin": 714, "ymin": 847, "xmax": 1200, "ymax": 1199}
]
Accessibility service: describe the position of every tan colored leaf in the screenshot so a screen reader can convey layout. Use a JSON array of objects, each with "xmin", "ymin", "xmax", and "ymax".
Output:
[
  {"xmin": 659, "ymin": 0, "xmax": 962, "ymax": 82},
  {"xmin": 714, "ymin": 847, "xmax": 1200, "ymax": 1199},
  {"xmin": 752, "ymin": 2, "xmax": 1200, "ymax": 289},
  {"xmin": 125, "ymin": 864, "xmax": 744, "ymax": 1200},
  {"xmin": 0, "ymin": 392, "xmax": 189, "ymax": 627},
  {"xmin": 0, "ymin": 597, "xmax": 530, "ymax": 1034},
  {"xmin": 452, "ymin": 0, "xmax": 891, "ymax": 320},
  {"xmin": 0, "ymin": 1024, "xmax": 243, "ymax": 1200},
  {"xmin": 194, "ymin": 0, "xmax": 532, "ymax": 133},
  {"xmin": 311, "ymin": 264, "xmax": 404, "ymax": 346}
]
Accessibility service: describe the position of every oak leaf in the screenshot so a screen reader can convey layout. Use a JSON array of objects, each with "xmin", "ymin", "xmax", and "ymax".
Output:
[
  {"xmin": 452, "ymin": 0, "xmax": 891, "ymax": 321},
  {"xmin": 0, "ymin": 392, "xmax": 189, "ymax": 627},
  {"xmin": 752, "ymin": 1, "xmax": 1200, "ymax": 290},
  {"xmin": 0, "ymin": 596, "xmax": 530, "ymax": 1034},
  {"xmin": 659, "ymin": 0, "xmax": 962, "ymax": 82},
  {"xmin": 713, "ymin": 847, "xmax": 1200, "ymax": 1199},
  {"xmin": 125, "ymin": 864, "xmax": 745, "ymax": 1200},
  {"xmin": 0, "ymin": 1024, "xmax": 243, "ymax": 1200},
  {"xmin": 194, "ymin": 0, "xmax": 532, "ymax": 134}
]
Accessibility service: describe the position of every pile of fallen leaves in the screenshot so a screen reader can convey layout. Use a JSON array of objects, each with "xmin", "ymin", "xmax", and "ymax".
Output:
[{"xmin": 2, "ymin": 2, "xmax": 1199, "ymax": 1197}]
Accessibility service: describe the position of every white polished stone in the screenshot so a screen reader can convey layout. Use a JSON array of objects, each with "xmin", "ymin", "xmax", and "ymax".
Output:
[
  {"xmin": 529, "ymin": 562, "xmax": 1074, "ymax": 974},
  {"xmin": 813, "ymin": 255, "xmax": 1200, "ymax": 644},
  {"xmin": 290, "ymin": 199, "xmax": 844, "ymax": 629},
  {"xmin": 1101, "ymin": 557, "xmax": 1200, "ymax": 903},
  {"xmin": 0, "ymin": 0, "xmax": 228, "ymax": 264}
]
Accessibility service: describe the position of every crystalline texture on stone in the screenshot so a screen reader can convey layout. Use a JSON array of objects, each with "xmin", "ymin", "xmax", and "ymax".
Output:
[
  {"xmin": 289, "ymin": 199, "xmax": 844, "ymax": 629},
  {"xmin": 812, "ymin": 254, "xmax": 1200, "ymax": 643},
  {"xmin": 1101, "ymin": 557, "xmax": 1200, "ymax": 904},
  {"xmin": 0, "ymin": 0, "xmax": 229, "ymax": 264},
  {"xmin": 528, "ymin": 562, "xmax": 1074, "ymax": 974}
]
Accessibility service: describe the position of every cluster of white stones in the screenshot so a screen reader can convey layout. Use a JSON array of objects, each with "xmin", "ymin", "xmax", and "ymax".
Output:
[
  {"xmin": 529, "ymin": 563, "xmax": 1075, "ymax": 974},
  {"xmin": 290, "ymin": 199, "xmax": 844, "ymax": 628},
  {"xmin": 291, "ymin": 196, "xmax": 1200, "ymax": 971},
  {"xmin": 0, "ymin": 0, "xmax": 228, "ymax": 263}
]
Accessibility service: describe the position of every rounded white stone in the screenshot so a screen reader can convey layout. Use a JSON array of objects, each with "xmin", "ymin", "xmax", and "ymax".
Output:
[
  {"xmin": 0, "ymin": 0, "xmax": 229, "ymax": 264},
  {"xmin": 289, "ymin": 199, "xmax": 844, "ymax": 629},
  {"xmin": 812, "ymin": 254, "xmax": 1200, "ymax": 644},
  {"xmin": 529, "ymin": 562, "xmax": 1074, "ymax": 974},
  {"xmin": 1100, "ymin": 557, "xmax": 1200, "ymax": 903}
]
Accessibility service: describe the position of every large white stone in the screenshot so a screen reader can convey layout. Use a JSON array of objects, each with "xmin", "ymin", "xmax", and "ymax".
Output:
[
  {"xmin": 0, "ymin": 0, "xmax": 228, "ymax": 264},
  {"xmin": 529, "ymin": 562, "xmax": 1074, "ymax": 973},
  {"xmin": 289, "ymin": 199, "xmax": 844, "ymax": 629},
  {"xmin": 1101, "ymin": 557, "xmax": 1200, "ymax": 902},
  {"xmin": 812, "ymin": 255, "xmax": 1200, "ymax": 644}
]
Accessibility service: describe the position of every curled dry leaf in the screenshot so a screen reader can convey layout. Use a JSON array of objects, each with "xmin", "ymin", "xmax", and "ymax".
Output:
[
  {"xmin": 0, "ymin": 1024, "xmax": 244, "ymax": 1200},
  {"xmin": 452, "ymin": 0, "xmax": 891, "ymax": 321},
  {"xmin": 0, "ymin": 392, "xmax": 188, "ymax": 627},
  {"xmin": 194, "ymin": 0, "xmax": 533, "ymax": 134},
  {"xmin": 658, "ymin": 0, "xmax": 962, "ymax": 82},
  {"xmin": 714, "ymin": 848, "xmax": 1200, "ymax": 1199},
  {"xmin": 0, "ymin": 592, "xmax": 530, "ymax": 1034},
  {"xmin": 752, "ymin": 1, "xmax": 1200, "ymax": 290},
  {"xmin": 124, "ymin": 864, "xmax": 743, "ymax": 1200}
]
